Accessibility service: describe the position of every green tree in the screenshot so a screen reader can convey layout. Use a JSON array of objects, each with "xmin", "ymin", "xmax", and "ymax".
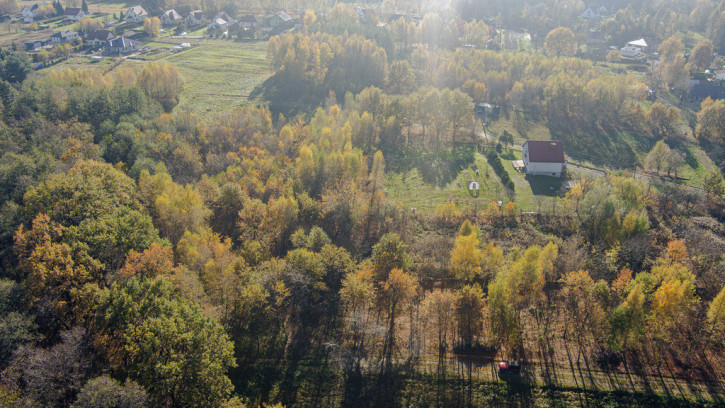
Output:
[
  {"xmin": 379, "ymin": 268, "xmax": 418, "ymax": 369},
  {"xmin": 138, "ymin": 61, "xmax": 183, "ymax": 112},
  {"xmin": 422, "ymin": 289, "xmax": 456, "ymax": 363},
  {"xmin": 703, "ymin": 170, "xmax": 724, "ymax": 199},
  {"xmin": 14, "ymin": 213, "xmax": 103, "ymax": 328},
  {"xmin": 607, "ymin": 284, "xmax": 645, "ymax": 352},
  {"xmin": 22, "ymin": 160, "xmax": 140, "ymax": 227},
  {"xmin": 143, "ymin": 16, "xmax": 161, "ymax": 37},
  {"xmin": 385, "ymin": 60, "xmax": 415, "ymax": 94},
  {"xmin": 695, "ymin": 98, "xmax": 725, "ymax": 143},
  {"xmin": 139, "ymin": 165, "xmax": 210, "ymax": 245},
  {"xmin": 94, "ymin": 277, "xmax": 236, "ymax": 408},
  {"xmin": 450, "ymin": 232, "xmax": 482, "ymax": 281},
  {"xmin": 690, "ymin": 41, "xmax": 714, "ymax": 72},
  {"xmin": 71, "ymin": 376, "xmax": 152, "ymax": 408},
  {"xmin": 544, "ymin": 27, "xmax": 577, "ymax": 58},
  {"xmin": 645, "ymin": 140, "xmax": 671, "ymax": 174},
  {"xmin": 454, "ymin": 284, "xmax": 486, "ymax": 346},
  {"xmin": 446, "ymin": 88, "xmax": 473, "ymax": 143},
  {"xmin": 0, "ymin": 51, "xmax": 32, "ymax": 83},
  {"xmin": 606, "ymin": 49, "xmax": 621, "ymax": 66},
  {"xmin": 371, "ymin": 232, "xmax": 410, "ymax": 282},
  {"xmin": 707, "ymin": 284, "xmax": 725, "ymax": 343}
]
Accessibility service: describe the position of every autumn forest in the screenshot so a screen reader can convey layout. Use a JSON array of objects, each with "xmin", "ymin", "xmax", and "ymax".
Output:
[{"xmin": 1, "ymin": 0, "xmax": 725, "ymax": 407}]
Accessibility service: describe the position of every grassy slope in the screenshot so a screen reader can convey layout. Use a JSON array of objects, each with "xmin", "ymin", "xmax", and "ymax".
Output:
[
  {"xmin": 160, "ymin": 39, "xmax": 271, "ymax": 114},
  {"xmin": 386, "ymin": 150, "xmax": 577, "ymax": 214}
]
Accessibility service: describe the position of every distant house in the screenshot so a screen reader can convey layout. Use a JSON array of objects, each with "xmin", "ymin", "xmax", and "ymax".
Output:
[
  {"xmin": 24, "ymin": 38, "xmax": 49, "ymax": 50},
  {"xmin": 715, "ymin": 70, "xmax": 725, "ymax": 81},
  {"xmin": 270, "ymin": 11, "xmax": 292, "ymax": 28},
  {"xmin": 185, "ymin": 9, "xmax": 206, "ymax": 26},
  {"xmin": 21, "ymin": 6, "xmax": 35, "ymax": 22},
  {"xmin": 620, "ymin": 45, "xmax": 644, "ymax": 59},
  {"xmin": 627, "ymin": 38, "xmax": 648, "ymax": 49},
  {"xmin": 161, "ymin": 9, "xmax": 183, "ymax": 26},
  {"xmin": 105, "ymin": 36, "xmax": 140, "ymax": 54},
  {"xmin": 580, "ymin": 8, "xmax": 598, "ymax": 19},
  {"xmin": 124, "ymin": 6, "xmax": 148, "ymax": 23},
  {"xmin": 21, "ymin": 3, "xmax": 50, "ymax": 23},
  {"xmin": 356, "ymin": 6, "xmax": 374, "ymax": 23},
  {"xmin": 208, "ymin": 18, "xmax": 228, "ymax": 30},
  {"xmin": 214, "ymin": 11, "xmax": 235, "ymax": 23},
  {"xmin": 522, "ymin": 140, "xmax": 566, "ymax": 178},
  {"xmin": 64, "ymin": 7, "xmax": 86, "ymax": 20},
  {"xmin": 238, "ymin": 14, "xmax": 260, "ymax": 29},
  {"xmin": 85, "ymin": 29, "xmax": 114, "ymax": 46},
  {"xmin": 51, "ymin": 30, "xmax": 79, "ymax": 43},
  {"xmin": 503, "ymin": 30, "xmax": 531, "ymax": 50}
]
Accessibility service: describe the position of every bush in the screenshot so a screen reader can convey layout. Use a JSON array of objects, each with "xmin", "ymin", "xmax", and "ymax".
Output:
[{"xmin": 486, "ymin": 151, "xmax": 515, "ymax": 191}]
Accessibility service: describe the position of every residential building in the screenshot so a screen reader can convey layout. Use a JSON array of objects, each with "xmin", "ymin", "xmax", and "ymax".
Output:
[
  {"xmin": 24, "ymin": 38, "xmax": 49, "ymax": 50},
  {"xmin": 185, "ymin": 10, "xmax": 206, "ymax": 26},
  {"xmin": 105, "ymin": 36, "xmax": 140, "ymax": 54},
  {"xmin": 64, "ymin": 7, "xmax": 86, "ymax": 20},
  {"xmin": 85, "ymin": 29, "xmax": 114, "ymax": 46},
  {"xmin": 51, "ymin": 30, "xmax": 79, "ymax": 43},
  {"xmin": 124, "ymin": 6, "xmax": 148, "ymax": 23},
  {"xmin": 161, "ymin": 9, "xmax": 183, "ymax": 26},
  {"xmin": 522, "ymin": 140, "xmax": 566, "ymax": 178}
]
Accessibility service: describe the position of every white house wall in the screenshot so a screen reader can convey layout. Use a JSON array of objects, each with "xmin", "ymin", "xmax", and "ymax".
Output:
[
  {"xmin": 522, "ymin": 142, "xmax": 564, "ymax": 177},
  {"xmin": 525, "ymin": 161, "xmax": 564, "ymax": 177}
]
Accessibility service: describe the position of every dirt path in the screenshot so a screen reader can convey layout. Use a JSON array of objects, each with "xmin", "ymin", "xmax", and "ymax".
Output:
[{"xmin": 416, "ymin": 358, "xmax": 725, "ymax": 402}]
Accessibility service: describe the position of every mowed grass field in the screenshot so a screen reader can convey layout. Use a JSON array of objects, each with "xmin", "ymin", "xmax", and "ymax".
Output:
[
  {"xmin": 386, "ymin": 151, "xmax": 578, "ymax": 214},
  {"xmin": 160, "ymin": 39, "xmax": 271, "ymax": 114}
]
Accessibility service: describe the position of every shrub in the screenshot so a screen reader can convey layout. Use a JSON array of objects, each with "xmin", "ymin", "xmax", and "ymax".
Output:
[{"xmin": 486, "ymin": 151, "xmax": 515, "ymax": 191}]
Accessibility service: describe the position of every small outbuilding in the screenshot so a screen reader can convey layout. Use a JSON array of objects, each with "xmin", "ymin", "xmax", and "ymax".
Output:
[{"xmin": 522, "ymin": 140, "xmax": 566, "ymax": 178}]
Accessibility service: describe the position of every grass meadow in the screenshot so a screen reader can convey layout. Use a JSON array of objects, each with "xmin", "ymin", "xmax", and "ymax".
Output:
[
  {"xmin": 386, "ymin": 150, "xmax": 572, "ymax": 215},
  {"xmin": 160, "ymin": 39, "xmax": 270, "ymax": 114}
]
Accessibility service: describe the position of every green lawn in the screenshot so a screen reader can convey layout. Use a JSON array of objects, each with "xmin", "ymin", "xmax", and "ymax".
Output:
[
  {"xmin": 385, "ymin": 151, "xmax": 580, "ymax": 214},
  {"xmin": 159, "ymin": 39, "xmax": 271, "ymax": 114}
]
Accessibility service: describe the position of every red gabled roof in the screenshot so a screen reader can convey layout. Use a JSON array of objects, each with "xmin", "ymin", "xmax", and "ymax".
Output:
[{"xmin": 524, "ymin": 140, "xmax": 565, "ymax": 163}]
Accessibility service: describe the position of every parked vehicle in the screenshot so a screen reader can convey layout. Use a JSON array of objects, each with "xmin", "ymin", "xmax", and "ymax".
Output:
[{"xmin": 498, "ymin": 360, "xmax": 521, "ymax": 376}]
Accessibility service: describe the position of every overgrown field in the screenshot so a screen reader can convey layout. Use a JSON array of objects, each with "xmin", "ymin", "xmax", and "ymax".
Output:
[{"xmin": 160, "ymin": 39, "xmax": 270, "ymax": 114}]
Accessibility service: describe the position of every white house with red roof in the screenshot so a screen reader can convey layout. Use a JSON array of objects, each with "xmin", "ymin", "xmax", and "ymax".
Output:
[{"xmin": 522, "ymin": 140, "xmax": 566, "ymax": 178}]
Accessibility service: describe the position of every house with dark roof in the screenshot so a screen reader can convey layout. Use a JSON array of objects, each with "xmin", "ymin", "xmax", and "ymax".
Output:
[
  {"xmin": 238, "ymin": 14, "xmax": 260, "ymax": 29},
  {"xmin": 24, "ymin": 38, "xmax": 50, "ymax": 50},
  {"xmin": 51, "ymin": 30, "xmax": 79, "ymax": 43},
  {"xmin": 64, "ymin": 7, "xmax": 86, "ymax": 20},
  {"xmin": 185, "ymin": 10, "xmax": 206, "ymax": 26},
  {"xmin": 270, "ymin": 11, "xmax": 292, "ymax": 28},
  {"xmin": 161, "ymin": 9, "xmax": 183, "ymax": 26},
  {"xmin": 85, "ymin": 29, "xmax": 115, "ymax": 46},
  {"xmin": 105, "ymin": 36, "xmax": 140, "ymax": 54},
  {"xmin": 522, "ymin": 140, "xmax": 566, "ymax": 178}
]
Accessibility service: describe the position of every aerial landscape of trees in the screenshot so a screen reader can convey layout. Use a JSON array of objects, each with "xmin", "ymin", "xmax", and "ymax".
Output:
[{"xmin": 0, "ymin": 0, "xmax": 725, "ymax": 407}]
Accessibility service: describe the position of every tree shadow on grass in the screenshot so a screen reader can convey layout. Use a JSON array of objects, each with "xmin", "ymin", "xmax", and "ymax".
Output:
[
  {"xmin": 249, "ymin": 75, "xmax": 323, "ymax": 119},
  {"xmin": 548, "ymin": 128, "xmax": 652, "ymax": 170},
  {"xmin": 525, "ymin": 175, "xmax": 563, "ymax": 196}
]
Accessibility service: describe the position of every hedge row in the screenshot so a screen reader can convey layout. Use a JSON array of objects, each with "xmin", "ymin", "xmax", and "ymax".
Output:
[{"xmin": 486, "ymin": 151, "xmax": 515, "ymax": 191}]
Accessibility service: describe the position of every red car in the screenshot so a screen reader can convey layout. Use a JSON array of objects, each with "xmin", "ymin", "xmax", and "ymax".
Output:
[{"xmin": 498, "ymin": 360, "xmax": 521, "ymax": 375}]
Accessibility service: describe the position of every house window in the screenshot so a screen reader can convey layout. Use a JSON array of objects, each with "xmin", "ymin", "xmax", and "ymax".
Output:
[{"xmin": 552, "ymin": 173, "xmax": 556, "ymax": 176}]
